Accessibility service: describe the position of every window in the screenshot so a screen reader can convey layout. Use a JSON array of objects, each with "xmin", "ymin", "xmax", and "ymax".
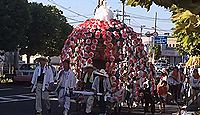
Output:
[{"xmin": 169, "ymin": 44, "xmax": 171, "ymax": 47}]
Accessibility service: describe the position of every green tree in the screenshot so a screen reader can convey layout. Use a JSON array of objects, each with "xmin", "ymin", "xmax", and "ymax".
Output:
[
  {"xmin": 20, "ymin": 3, "xmax": 73, "ymax": 63},
  {"xmin": 0, "ymin": 0, "xmax": 30, "ymax": 51},
  {"xmin": 171, "ymin": 6, "xmax": 200, "ymax": 56},
  {"xmin": 127, "ymin": 0, "xmax": 200, "ymax": 15}
]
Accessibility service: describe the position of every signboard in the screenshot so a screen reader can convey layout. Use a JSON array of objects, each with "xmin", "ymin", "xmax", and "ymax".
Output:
[
  {"xmin": 161, "ymin": 49, "xmax": 180, "ymax": 57},
  {"xmin": 154, "ymin": 36, "xmax": 167, "ymax": 44}
]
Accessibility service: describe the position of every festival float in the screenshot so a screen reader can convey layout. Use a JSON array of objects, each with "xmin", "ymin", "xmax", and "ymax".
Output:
[{"xmin": 61, "ymin": 0, "xmax": 155, "ymax": 98}]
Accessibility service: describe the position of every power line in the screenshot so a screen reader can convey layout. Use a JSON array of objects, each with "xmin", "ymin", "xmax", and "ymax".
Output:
[
  {"xmin": 126, "ymin": 12, "xmax": 171, "ymax": 21},
  {"xmin": 48, "ymin": 0, "xmax": 89, "ymax": 19},
  {"xmin": 68, "ymin": 21, "xmax": 84, "ymax": 24},
  {"xmin": 129, "ymin": 16, "xmax": 171, "ymax": 23},
  {"xmin": 68, "ymin": 14, "xmax": 93, "ymax": 18}
]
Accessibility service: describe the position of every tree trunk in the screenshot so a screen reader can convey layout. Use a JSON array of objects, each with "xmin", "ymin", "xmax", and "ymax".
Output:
[{"xmin": 27, "ymin": 54, "xmax": 30, "ymax": 64}]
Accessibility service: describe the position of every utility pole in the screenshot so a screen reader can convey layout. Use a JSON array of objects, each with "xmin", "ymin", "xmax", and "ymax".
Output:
[
  {"xmin": 154, "ymin": 12, "xmax": 157, "ymax": 32},
  {"xmin": 152, "ymin": 12, "xmax": 158, "ymax": 64},
  {"xmin": 114, "ymin": 10, "xmax": 121, "ymax": 20},
  {"xmin": 120, "ymin": 0, "xmax": 125, "ymax": 23},
  {"xmin": 140, "ymin": 25, "xmax": 145, "ymax": 38}
]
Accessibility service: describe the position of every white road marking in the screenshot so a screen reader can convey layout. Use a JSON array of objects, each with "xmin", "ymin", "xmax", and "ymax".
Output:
[
  {"xmin": 0, "ymin": 97, "xmax": 13, "ymax": 100},
  {"xmin": 0, "ymin": 88, "xmax": 13, "ymax": 91},
  {"xmin": 0, "ymin": 93, "xmax": 57, "ymax": 104}
]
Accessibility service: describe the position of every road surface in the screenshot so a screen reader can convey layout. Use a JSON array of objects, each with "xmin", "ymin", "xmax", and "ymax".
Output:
[{"xmin": 0, "ymin": 83, "xmax": 179, "ymax": 115}]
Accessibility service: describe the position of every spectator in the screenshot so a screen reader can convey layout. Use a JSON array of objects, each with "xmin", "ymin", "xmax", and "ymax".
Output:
[
  {"xmin": 189, "ymin": 69, "xmax": 200, "ymax": 104},
  {"xmin": 181, "ymin": 77, "xmax": 191, "ymax": 105},
  {"xmin": 143, "ymin": 81, "xmax": 155, "ymax": 115},
  {"xmin": 157, "ymin": 80, "xmax": 169, "ymax": 113},
  {"xmin": 168, "ymin": 67, "xmax": 180, "ymax": 103},
  {"xmin": 179, "ymin": 68, "xmax": 186, "ymax": 102}
]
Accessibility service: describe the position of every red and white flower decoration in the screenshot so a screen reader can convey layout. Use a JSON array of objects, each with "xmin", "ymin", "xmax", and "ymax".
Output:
[
  {"xmin": 84, "ymin": 45, "xmax": 90, "ymax": 51},
  {"xmin": 91, "ymin": 44, "xmax": 97, "ymax": 51},
  {"xmin": 86, "ymin": 39, "xmax": 92, "ymax": 44},
  {"xmin": 92, "ymin": 39, "xmax": 98, "ymax": 44}
]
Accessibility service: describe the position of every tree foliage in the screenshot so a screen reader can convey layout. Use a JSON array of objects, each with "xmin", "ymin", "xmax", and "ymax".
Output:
[
  {"xmin": 127, "ymin": 0, "xmax": 200, "ymax": 15},
  {"xmin": 0, "ymin": 0, "xmax": 30, "ymax": 51},
  {"xmin": 171, "ymin": 6, "xmax": 200, "ymax": 56},
  {"xmin": 20, "ymin": 3, "xmax": 73, "ymax": 60}
]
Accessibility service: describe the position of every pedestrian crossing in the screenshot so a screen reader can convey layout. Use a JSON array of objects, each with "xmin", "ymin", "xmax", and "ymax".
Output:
[{"xmin": 0, "ymin": 92, "xmax": 57, "ymax": 104}]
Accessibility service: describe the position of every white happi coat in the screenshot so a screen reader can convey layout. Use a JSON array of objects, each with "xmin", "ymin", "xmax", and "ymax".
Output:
[
  {"xmin": 56, "ymin": 69, "xmax": 76, "ymax": 95},
  {"xmin": 92, "ymin": 76, "xmax": 111, "ymax": 94},
  {"xmin": 190, "ymin": 76, "xmax": 200, "ymax": 88},
  {"xmin": 31, "ymin": 65, "xmax": 54, "ymax": 92}
]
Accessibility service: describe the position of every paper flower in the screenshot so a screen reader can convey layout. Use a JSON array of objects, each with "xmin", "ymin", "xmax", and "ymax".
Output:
[
  {"xmin": 129, "ymin": 58, "xmax": 133, "ymax": 64},
  {"xmin": 81, "ymin": 59, "xmax": 86, "ymax": 64},
  {"xmin": 87, "ymin": 58, "xmax": 92, "ymax": 64},
  {"xmin": 84, "ymin": 52, "xmax": 89, "ymax": 58},
  {"xmin": 110, "ymin": 56, "xmax": 115, "ymax": 62},
  {"xmin": 95, "ymin": 30, "xmax": 101, "ymax": 38},
  {"xmin": 77, "ymin": 55, "xmax": 82, "ymax": 60},
  {"xmin": 91, "ymin": 44, "xmax": 96, "ymax": 51},
  {"xmin": 86, "ymin": 39, "xmax": 92, "ymax": 44},
  {"xmin": 86, "ymin": 33, "xmax": 93, "ymax": 38},
  {"xmin": 108, "ymin": 43, "xmax": 113, "ymax": 49},
  {"xmin": 92, "ymin": 39, "xmax": 98, "ymax": 44},
  {"xmin": 80, "ymin": 42, "xmax": 84, "ymax": 46},
  {"xmin": 84, "ymin": 45, "xmax": 90, "ymax": 51},
  {"xmin": 111, "ymin": 76, "xmax": 116, "ymax": 82},
  {"xmin": 113, "ymin": 31, "xmax": 120, "ymax": 39},
  {"xmin": 129, "ymin": 73, "xmax": 134, "ymax": 78},
  {"xmin": 89, "ymin": 52, "xmax": 94, "ymax": 58},
  {"xmin": 122, "ymin": 33, "xmax": 127, "ymax": 39},
  {"xmin": 90, "ymin": 28, "xmax": 96, "ymax": 33},
  {"xmin": 104, "ymin": 41, "xmax": 109, "ymax": 45},
  {"xmin": 107, "ymin": 31, "xmax": 112, "ymax": 37}
]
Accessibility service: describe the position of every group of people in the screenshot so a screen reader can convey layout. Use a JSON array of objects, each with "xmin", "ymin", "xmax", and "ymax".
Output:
[
  {"xmin": 31, "ymin": 57, "xmax": 113, "ymax": 115},
  {"xmin": 156, "ymin": 66, "xmax": 200, "ymax": 112},
  {"xmin": 31, "ymin": 57, "xmax": 200, "ymax": 115}
]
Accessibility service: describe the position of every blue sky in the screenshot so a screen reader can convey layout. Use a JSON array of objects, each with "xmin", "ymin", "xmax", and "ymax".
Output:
[{"xmin": 28, "ymin": 0, "xmax": 174, "ymax": 35}]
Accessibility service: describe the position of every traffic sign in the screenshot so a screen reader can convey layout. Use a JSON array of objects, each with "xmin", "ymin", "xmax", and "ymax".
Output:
[{"xmin": 154, "ymin": 36, "xmax": 167, "ymax": 44}]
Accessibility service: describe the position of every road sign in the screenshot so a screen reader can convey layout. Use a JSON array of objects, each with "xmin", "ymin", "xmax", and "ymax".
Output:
[{"xmin": 154, "ymin": 36, "xmax": 167, "ymax": 44}]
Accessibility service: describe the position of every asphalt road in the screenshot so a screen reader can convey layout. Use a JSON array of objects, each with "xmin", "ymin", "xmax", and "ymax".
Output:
[{"xmin": 0, "ymin": 83, "xmax": 179, "ymax": 115}]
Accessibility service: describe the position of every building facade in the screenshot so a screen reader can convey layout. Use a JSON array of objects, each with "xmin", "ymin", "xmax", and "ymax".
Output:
[{"xmin": 142, "ymin": 36, "xmax": 182, "ymax": 65}]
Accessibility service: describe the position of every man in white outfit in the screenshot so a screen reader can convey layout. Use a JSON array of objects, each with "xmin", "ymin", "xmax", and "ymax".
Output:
[
  {"xmin": 56, "ymin": 59, "xmax": 76, "ymax": 115},
  {"xmin": 31, "ymin": 57, "xmax": 54, "ymax": 114},
  {"xmin": 82, "ymin": 64, "xmax": 96, "ymax": 114},
  {"xmin": 92, "ymin": 69, "xmax": 111, "ymax": 115}
]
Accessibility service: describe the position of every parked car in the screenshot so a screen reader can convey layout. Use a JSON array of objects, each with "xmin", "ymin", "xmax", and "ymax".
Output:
[
  {"xmin": 14, "ymin": 63, "xmax": 37, "ymax": 83},
  {"xmin": 155, "ymin": 63, "xmax": 169, "ymax": 72}
]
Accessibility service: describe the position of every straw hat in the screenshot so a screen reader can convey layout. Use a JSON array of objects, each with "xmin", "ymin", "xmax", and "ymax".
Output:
[
  {"xmin": 94, "ymin": 69, "xmax": 108, "ymax": 77},
  {"xmin": 35, "ymin": 57, "xmax": 48, "ymax": 62}
]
